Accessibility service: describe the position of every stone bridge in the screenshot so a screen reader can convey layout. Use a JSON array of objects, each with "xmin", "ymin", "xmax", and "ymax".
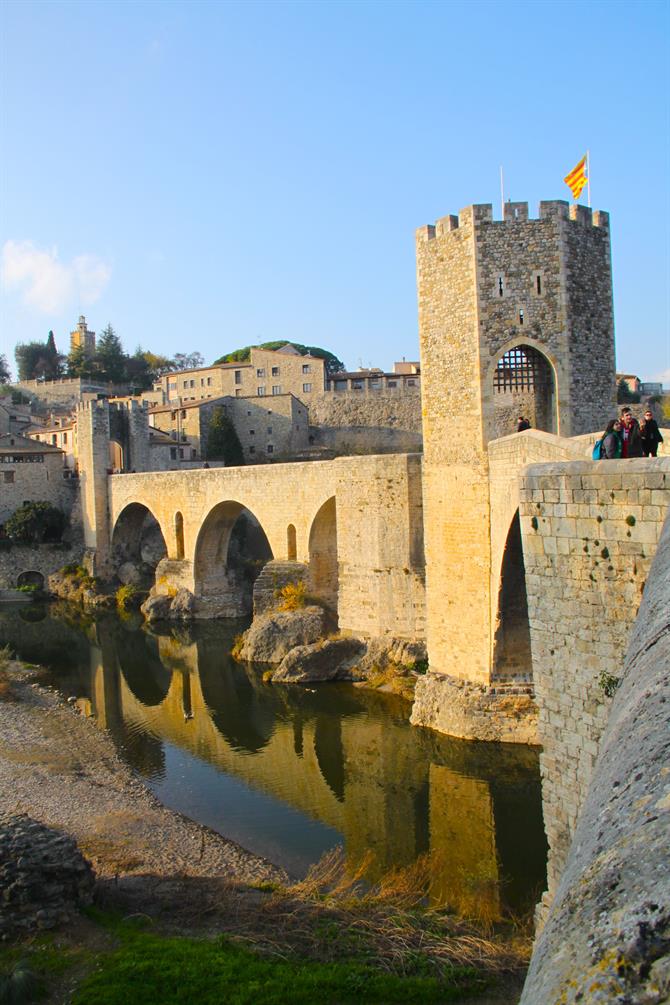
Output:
[{"xmin": 105, "ymin": 453, "xmax": 425, "ymax": 639}]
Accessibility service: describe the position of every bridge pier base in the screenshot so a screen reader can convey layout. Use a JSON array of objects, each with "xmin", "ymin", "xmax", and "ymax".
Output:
[{"xmin": 410, "ymin": 673, "xmax": 538, "ymax": 745}]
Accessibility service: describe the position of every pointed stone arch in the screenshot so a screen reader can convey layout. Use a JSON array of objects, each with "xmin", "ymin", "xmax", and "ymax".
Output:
[
  {"xmin": 308, "ymin": 497, "xmax": 338, "ymax": 615},
  {"xmin": 111, "ymin": 502, "xmax": 168, "ymax": 585},
  {"xmin": 487, "ymin": 339, "xmax": 560, "ymax": 438},
  {"xmin": 194, "ymin": 500, "xmax": 273, "ymax": 617},
  {"xmin": 492, "ymin": 510, "xmax": 532, "ymax": 682}
]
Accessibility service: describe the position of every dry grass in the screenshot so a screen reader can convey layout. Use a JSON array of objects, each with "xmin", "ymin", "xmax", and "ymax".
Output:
[
  {"xmin": 364, "ymin": 663, "xmax": 416, "ymax": 701},
  {"xmin": 219, "ymin": 849, "xmax": 530, "ymax": 980},
  {"xmin": 0, "ymin": 647, "xmax": 16, "ymax": 701}
]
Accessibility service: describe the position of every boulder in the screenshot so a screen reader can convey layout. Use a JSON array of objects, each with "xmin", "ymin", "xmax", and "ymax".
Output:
[
  {"xmin": 141, "ymin": 592, "xmax": 173, "ymax": 622},
  {"xmin": 117, "ymin": 561, "xmax": 144, "ymax": 587},
  {"xmin": 170, "ymin": 588, "xmax": 196, "ymax": 620},
  {"xmin": 238, "ymin": 606, "xmax": 326, "ymax": 663},
  {"xmin": 272, "ymin": 636, "xmax": 366, "ymax": 683}
]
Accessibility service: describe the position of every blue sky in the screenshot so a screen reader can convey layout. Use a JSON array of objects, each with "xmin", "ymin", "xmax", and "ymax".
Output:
[{"xmin": 1, "ymin": 0, "xmax": 668, "ymax": 382}]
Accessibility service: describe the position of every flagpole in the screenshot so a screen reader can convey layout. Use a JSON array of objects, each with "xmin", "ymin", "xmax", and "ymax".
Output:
[
  {"xmin": 587, "ymin": 149, "xmax": 591, "ymax": 207},
  {"xmin": 500, "ymin": 165, "xmax": 504, "ymax": 219}
]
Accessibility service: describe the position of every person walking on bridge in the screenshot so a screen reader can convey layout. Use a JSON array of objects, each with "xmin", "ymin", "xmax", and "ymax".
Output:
[
  {"xmin": 517, "ymin": 415, "xmax": 531, "ymax": 433},
  {"xmin": 601, "ymin": 419, "xmax": 623, "ymax": 459}
]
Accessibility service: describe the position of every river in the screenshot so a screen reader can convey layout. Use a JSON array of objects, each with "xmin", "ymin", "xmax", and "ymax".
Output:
[{"xmin": 0, "ymin": 602, "xmax": 547, "ymax": 922}]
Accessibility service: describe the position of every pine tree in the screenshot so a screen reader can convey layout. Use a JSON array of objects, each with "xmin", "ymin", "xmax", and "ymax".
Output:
[{"xmin": 97, "ymin": 324, "xmax": 126, "ymax": 383}]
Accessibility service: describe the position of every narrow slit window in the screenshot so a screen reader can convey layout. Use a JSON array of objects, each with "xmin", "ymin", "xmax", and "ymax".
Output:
[
  {"xmin": 536, "ymin": 275, "xmax": 542, "ymax": 295},
  {"xmin": 519, "ymin": 309, "xmax": 524, "ymax": 325},
  {"xmin": 498, "ymin": 276, "xmax": 504, "ymax": 297}
]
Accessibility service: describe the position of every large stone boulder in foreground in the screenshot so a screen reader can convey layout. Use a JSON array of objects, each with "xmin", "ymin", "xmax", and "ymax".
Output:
[
  {"xmin": 0, "ymin": 814, "xmax": 95, "ymax": 939},
  {"xmin": 273, "ymin": 637, "xmax": 367, "ymax": 683},
  {"xmin": 237, "ymin": 607, "xmax": 327, "ymax": 663}
]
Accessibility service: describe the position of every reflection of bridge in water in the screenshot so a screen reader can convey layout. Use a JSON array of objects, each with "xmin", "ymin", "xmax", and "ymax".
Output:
[{"xmin": 84, "ymin": 618, "xmax": 546, "ymax": 920}]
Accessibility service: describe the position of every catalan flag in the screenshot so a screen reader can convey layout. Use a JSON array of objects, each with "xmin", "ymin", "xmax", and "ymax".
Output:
[{"xmin": 564, "ymin": 155, "xmax": 588, "ymax": 200}]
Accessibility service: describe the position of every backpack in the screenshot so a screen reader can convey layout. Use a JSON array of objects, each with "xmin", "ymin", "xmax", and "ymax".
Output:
[{"xmin": 592, "ymin": 437, "xmax": 605, "ymax": 460}]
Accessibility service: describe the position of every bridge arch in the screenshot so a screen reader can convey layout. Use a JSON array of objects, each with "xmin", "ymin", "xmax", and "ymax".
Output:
[
  {"xmin": 492, "ymin": 509, "xmax": 531, "ymax": 682},
  {"xmin": 308, "ymin": 497, "xmax": 338, "ymax": 615},
  {"xmin": 194, "ymin": 500, "xmax": 273, "ymax": 615},
  {"xmin": 486, "ymin": 338, "xmax": 561, "ymax": 438},
  {"xmin": 111, "ymin": 502, "xmax": 168, "ymax": 584}
]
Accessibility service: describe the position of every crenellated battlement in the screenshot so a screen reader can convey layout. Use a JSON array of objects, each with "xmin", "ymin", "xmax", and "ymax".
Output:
[{"xmin": 416, "ymin": 200, "xmax": 609, "ymax": 242}]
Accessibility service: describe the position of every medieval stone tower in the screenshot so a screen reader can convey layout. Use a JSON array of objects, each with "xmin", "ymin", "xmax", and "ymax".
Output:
[{"xmin": 415, "ymin": 200, "xmax": 616, "ymax": 698}]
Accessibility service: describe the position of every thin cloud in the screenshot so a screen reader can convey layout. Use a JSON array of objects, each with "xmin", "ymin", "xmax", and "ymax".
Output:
[
  {"xmin": 652, "ymin": 367, "xmax": 670, "ymax": 386},
  {"xmin": 1, "ymin": 240, "xmax": 111, "ymax": 314}
]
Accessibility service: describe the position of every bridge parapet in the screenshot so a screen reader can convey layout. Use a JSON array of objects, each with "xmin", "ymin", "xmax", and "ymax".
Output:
[{"xmin": 519, "ymin": 457, "xmax": 669, "ymax": 913}]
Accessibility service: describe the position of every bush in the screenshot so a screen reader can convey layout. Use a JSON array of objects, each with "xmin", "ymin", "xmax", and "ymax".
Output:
[
  {"xmin": 116, "ymin": 584, "xmax": 139, "ymax": 611},
  {"xmin": 276, "ymin": 580, "xmax": 307, "ymax": 611},
  {"xmin": 5, "ymin": 502, "xmax": 66, "ymax": 544}
]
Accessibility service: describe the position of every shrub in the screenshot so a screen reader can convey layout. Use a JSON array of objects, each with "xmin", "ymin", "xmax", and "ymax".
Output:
[
  {"xmin": 116, "ymin": 584, "xmax": 139, "ymax": 611},
  {"xmin": 598, "ymin": 670, "xmax": 620, "ymax": 698},
  {"xmin": 276, "ymin": 580, "xmax": 307, "ymax": 611},
  {"xmin": 5, "ymin": 502, "xmax": 66, "ymax": 544},
  {"xmin": 0, "ymin": 645, "xmax": 12, "ymax": 672}
]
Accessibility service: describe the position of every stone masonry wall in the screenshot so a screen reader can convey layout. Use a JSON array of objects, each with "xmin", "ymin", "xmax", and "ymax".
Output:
[
  {"xmin": 416, "ymin": 207, "xmax": 493, "ymax": 683},
  {"xmin": 0, "ymin": 456, "xmax": 77, "ymax": 524},
  {"xmin": 308, "ymin": 391, "xmax": 422, "ymax": 455},
  {"xmin": 107, "ymin": 453, "xmax": 426, "ymax": 640},
  {"xmin": 519, "ymin": 458, "xmax": 669, "ymax": 912},
  {"xmin": 0, "ymin": 543, "xmax": 83, "ymax": 590},
  {"xmin": 521, "ymin": 510, "xmax": 670, "ymax": 1004}
]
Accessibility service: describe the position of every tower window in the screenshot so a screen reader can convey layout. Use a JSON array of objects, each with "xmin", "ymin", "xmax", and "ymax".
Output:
[
  {"xmin": 536, "ymin": 275, "xmax": 542, "ymax": 295},
  {"xmin": 498, "ymin": 276, "xmax": 504, "ymax": 297},
  {"xmin": 519, "ymin": 309, "xmax": 524, "ymax": 325}
]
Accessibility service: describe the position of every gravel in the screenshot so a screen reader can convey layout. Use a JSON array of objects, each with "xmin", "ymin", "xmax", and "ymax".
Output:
[{"xmin": 0, "ymin": 665, "xmax": 286, "ymax": 889}]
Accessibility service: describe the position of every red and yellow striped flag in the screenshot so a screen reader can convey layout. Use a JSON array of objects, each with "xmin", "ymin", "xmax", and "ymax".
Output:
[{"xmin": 564, "ymin": 155, "xmax": 588, "ymax": 200}]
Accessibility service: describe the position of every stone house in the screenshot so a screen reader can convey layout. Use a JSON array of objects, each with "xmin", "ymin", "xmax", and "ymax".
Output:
[
  {"xmin": 0, "ymin": 433, "xmax": 73, "ymax": 524},
  {"xmin": 152, "ymin": 344, "xmax": 326, "ymax": 405},
  {"xmin": 148, "ymin": 393, "xmax": 310, "ymax": 463}
]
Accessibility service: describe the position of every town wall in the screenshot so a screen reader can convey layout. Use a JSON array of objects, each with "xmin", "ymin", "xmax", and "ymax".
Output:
[
  {"xmin": 308, "ymin": 390, "xmax": 422, "ymax": 455},
  {"xmin": 0, "ymin": 543, "xmax": 82, "ymax": 590},
  {"xmin": 518, "ymin": 458, "xmax": 670, "ymax": 916}
]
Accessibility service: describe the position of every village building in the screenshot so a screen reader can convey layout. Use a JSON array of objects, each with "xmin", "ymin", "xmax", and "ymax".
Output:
[{"xmin": 0, "ymin": 433, "xmax": 71, "ymax": 524}]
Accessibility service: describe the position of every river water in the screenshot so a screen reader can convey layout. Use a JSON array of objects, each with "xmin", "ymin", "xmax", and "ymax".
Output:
[{"xmin": 0, "ymin": 603, "xmax": 547, "ymax": 921}]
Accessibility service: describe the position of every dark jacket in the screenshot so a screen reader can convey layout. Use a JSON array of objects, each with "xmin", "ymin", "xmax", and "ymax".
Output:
[
  {"xmin": 603, "ymin": 431, "xmax": 623, "ymax": 459},
  {"xmin": 621, "ymin": 418, "xmax": 644, "ymax": 458},
  {"xmin": 641, "ymin": 417, "xmax": 664, "ymax": 446}
]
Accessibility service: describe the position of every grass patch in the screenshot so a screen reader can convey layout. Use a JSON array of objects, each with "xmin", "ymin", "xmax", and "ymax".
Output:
[
  {"xmin": 365, "ymin": 663, "xmax": 416, "ymax": 700},
  {"xmin": 72, "ymin": 911, "xmax": 478, "ymax": 1004}
]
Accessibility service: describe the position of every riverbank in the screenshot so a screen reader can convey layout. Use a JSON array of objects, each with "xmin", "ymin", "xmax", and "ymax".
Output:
[
  {"xmin": 0, "ymin": 662, "xmax": 284, "ymax": 886},
  {"xmin": 0, "ymin": 657, "xmax": 529, "ymax": 1003}
]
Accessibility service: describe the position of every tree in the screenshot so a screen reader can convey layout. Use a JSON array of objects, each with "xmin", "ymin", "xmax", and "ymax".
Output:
[
  {"xmin": 206, "ymin": 407, "xmax": 244, "ymax": 466},
  {"xmin": 67, "ymin": 343, "xmax": 94, "ymax": 379},
  {"xmin": 141, "ymin": 350, "xmax": 175, "ymax": 379},
  {"xmin": 97, "ymin": 324, "xmax": 126, "ymax": 383},
  {"xmin": 4, "ymin": 502, "xmax": 67, "ymax": 543},
  {"xmin": 213, "ymin": 341, "xmax": 345, "ymax": 375},
  {"xmin": 0, "ymin": 354, "xmax": 10, "ymax": 384},
  {"xmin": 14, "ymin": 335, "xmax": 63, "ymax": 381},
  {"xmin": 617, "ymin": 378, "xmax": 640, "ymax": 404},
  {"xmin": 172, "ymin": 351, "xmax": 205, "ymax": 371}
]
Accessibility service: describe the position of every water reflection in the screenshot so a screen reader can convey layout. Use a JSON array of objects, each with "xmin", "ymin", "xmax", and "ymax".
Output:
[{"xmin": 0, "ymin": 605, "xmax": 547, "ymax": 920}]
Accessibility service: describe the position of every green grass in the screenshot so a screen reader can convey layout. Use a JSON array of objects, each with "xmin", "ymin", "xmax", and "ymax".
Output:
[{"xmin": 66, "ymin": 913, "xmax": 482, "ymax": 1005}]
